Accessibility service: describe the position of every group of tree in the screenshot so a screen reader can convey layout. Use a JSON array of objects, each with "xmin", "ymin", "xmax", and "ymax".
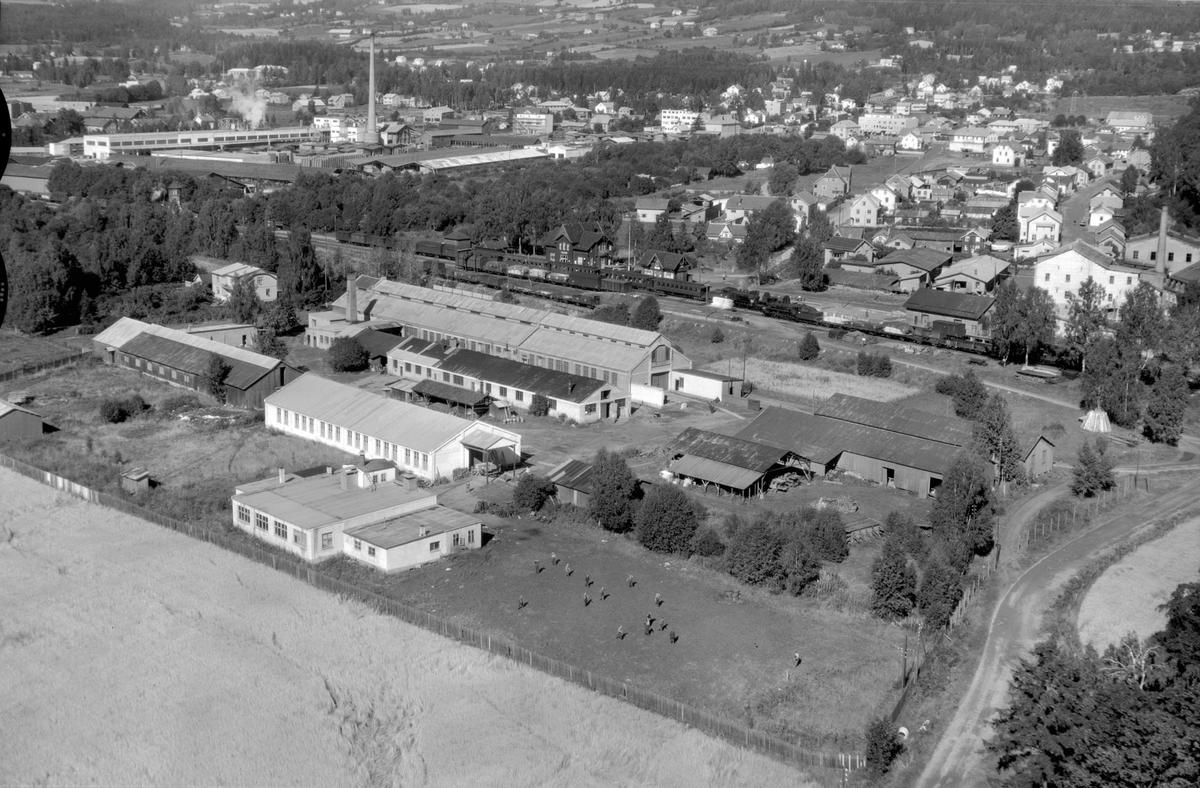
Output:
[
  {"xmin": 871, "ymin": 452, "xmax": 1001, "ymax": 628},
  {"xmin": 855, "ymin": 351, "xmax": 893, "ymax": 378},
  {"xmin": 989, "ymin": 281, "xmax": 1057, "ymax": 365},
  {"xmin": 934, "ymin": 370, "xmax": 990, "ymax": 419},
  {"xmin": 1070, "ymin": 438, "xmax": 1116, "ymax": 497},
  {"xmin": 726, "ymin": 506, "xmax": 847, "ymax": 596},
  {"xmin": 989, "ymin": 576, "xmax": 1200, "ymax": 787},
  {"xmin": 797, "ymin": 331, "xmax": 821, "ymax": 361},
  {"xmin": 735, "ymin": 199, "xmax": 800, "ymax": 281}
]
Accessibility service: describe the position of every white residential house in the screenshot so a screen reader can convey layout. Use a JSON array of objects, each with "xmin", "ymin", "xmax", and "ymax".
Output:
[
  {"xmin": 1019, "ymin": 203, "xmax": 1063, "ymax": 245},
  {"xmin": 211, "ymin": 263, "xmax": 278, "ymax": 303},
  {"xmin": 992, "ymin": 143, "xmax": 1021, "ymax": 167},
  {"xmin": 948, "ymin": 127, "xmax": 997, "ymax": 153},
  {"xmin": 1034, "ymin": 240, "xmax": 1141, "ymax": 311},
  {"xmin": 868, "ymin": 185, "xmax": 899, "ymax": 215},
  {"xmin": 1089, "ymin": 204, "xmax": 1118, "ymax": 228},
  {"xmin": 899, "ymin": 130, "xmax": 924, "ymax": 151}
]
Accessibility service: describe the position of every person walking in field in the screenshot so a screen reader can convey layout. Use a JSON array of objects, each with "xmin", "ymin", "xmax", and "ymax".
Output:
[
  {"xmin": 627, "ymin": 574, "xmax": 635, "ymax": 588},
  {"xmin": 794, "ymin": 652, "xmax": 802, "ymax": 667},
  {"xmin": 584, "ymin": 593, "xmax": 591, "ymax": 607},
  {"xmin": 518, "ymin": 596, "xmax": 527, "ymax": 610},
  {"xmin": 655, "ymin": 592, "xmax": 662, "ymax": 607},
  {"xmin": 617, "ymin": 626, "xmax": 626, "ymax": 640},
  {"xmin": 670, "ymin": 630, "xmax": 678, "ymax": 644},
  {"xmin": 533, "ymin": 559, "xmax": 540, "ymax": 573},
  {"xmin": 551, "ymin": 552, "xmax": 558, "ymax": 565},
  {"xmin": 565, "ymin": 563, "xmax": 572, "ymax": 576},
  {"xmin": 600, "ymin": 587, "xmax": 607, "ymax": 600}
]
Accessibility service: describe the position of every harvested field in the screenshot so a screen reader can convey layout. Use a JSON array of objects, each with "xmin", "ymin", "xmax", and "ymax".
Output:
[
  {"xmin": 719, "ymin": 358, "xmax": 917, "ymax": 404},
  {"xmin": 1076, "ymin": 516, "xmax": 1200, "ymax": 651},
  {"xmin": 0, "ymin": 467, "xmax": 820, "ymax": 787}
]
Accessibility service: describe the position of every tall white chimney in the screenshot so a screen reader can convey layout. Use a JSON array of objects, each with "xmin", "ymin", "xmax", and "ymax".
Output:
[
  {"xmin": 346, "ymin": 271, "xmax": 358, "ymax": 324},
  {"xmin": 363, "ymin": 33, "xmax": 381, "ymax": 147},
  {"xmin": 1155, "ymin": 206, "xmax": 1169, "ymax": 275}
]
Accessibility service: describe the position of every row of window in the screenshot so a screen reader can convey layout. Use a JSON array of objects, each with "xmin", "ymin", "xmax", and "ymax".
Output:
[
  {"xmin": 121, "ymin": 354, "xmax": 193, "ymax": 385},
  {"xmin": 1043, "ymin": 272, "xmax": 1134, "ymax": 285},
  {"xmin": 1130, "ymin": 250, "xmax": 1194, "ymax": 263},
  {"xmin": 239, "ymin": 505, "xmax": 332, "ymax": 551},
  {"xmin": 274, "ymin": 407, "xmax": 430, "ymax": 470}
]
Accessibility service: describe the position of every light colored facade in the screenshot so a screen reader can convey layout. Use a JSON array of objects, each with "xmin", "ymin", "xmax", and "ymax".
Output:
[
  {"xmin": 992, "ymin": 143, "xmax": 1021, "ymax": 167},
  {"xmin": 211, "ymin": 262, "xmax": 278, "ymax": 303},
  {"xmin": 1035, "ymin": 241, "xmax": 1142, "ymax": 310},
  {"xmin": 1019, "ymin": 204, "xmax": 1062, "ymax": 245},
  {"xmin": 266, "ymin": 373, "xmax": 521, "ymax": 480},
  {"xmin": 512, "ymin": 110, "xmax": 553, "ymax": 136},
  {"xmin": 857, "ymin": 114, "xmax": 918, "ymax": 136},
  {"xmin": 671, "ymin": 369, "xmax": 741, "ymax": 402},
  {"xmin": 660, "ymin": 109, "xmax": 701, "ymax": 133},
  {"xmin": 948, "ymin": 127, "xmax": 996, "ymax": 153}
]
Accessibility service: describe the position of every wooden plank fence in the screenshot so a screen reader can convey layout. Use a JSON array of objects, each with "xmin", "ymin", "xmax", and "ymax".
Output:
[
  {"xmin": 0, "ymin": 452, "xmax": 866, "ymax": 773},
  {"xmin": 0, "ymin": 348, "xmax": 90, "ymax": 383}
]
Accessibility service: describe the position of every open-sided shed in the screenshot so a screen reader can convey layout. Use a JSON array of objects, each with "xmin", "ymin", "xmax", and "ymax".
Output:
[{"xmin": 668, "ymin": 427, "xmax": 810, "ymax": 497}]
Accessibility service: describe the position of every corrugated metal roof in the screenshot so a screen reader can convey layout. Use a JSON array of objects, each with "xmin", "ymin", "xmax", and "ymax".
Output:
[
  {"xmin": 436, "ymin": 349, "xmax": 608, "ymax": 403},
  {"xmin": 738, "ymin": 406, "xmax": 961, "ymax": 475},
  {"xmin": 545, "ymin": 458, "xmax": 593, "ymax": 493},
  {"xmin": 266, "ymin": 373, "xmax": 492, "ymax": 454},
  {"xmin": 94, "ymin": 317, "xmax": 287, "ymax": 389},
  {"xmin": 212, "ymin": 262, "xmax": 262, "ymax": 278},
  {"xmin": 678, "ymin": 369, "xmax": 741, "ymax": 382},
  {"xmin": 234, "ymin": 470, "xmax": 438, "ymax": 530},
  {"xmin": 671, "ymin": 454, "xmax": 764, "ymax": 490},
  {"xmin": 418, "ymin": 149, "xmax": 549, "ymax": 171},
  {"xmin": 903, "ymin": 288, "xmax": 995, "ymax": 321},
  {"xmin": 540, "ymin": 312, "xmax": 660, "ymax": 348},
  {"xmin": 517, "ymin": 330, "xmax": 650, "ymax": 372},
  {"xmin": 671, "ymin": 427, "xmax": 787, "ymax": 472},
  {"xmin": 348, "ymin": 328, "xmax": 404, "ymax": 358},
  {"xmin": 345, "ymin": 506, "xmax": 480, "ymax": 549},
  {"xmin": 815, "ymin": 393, "xmax": 972, "ymax": 447},
  {"xmin": 121, "ymin": 333, "xmax": 272, "ymax": 390},
  {"xmin": 876, "ymin": 247, "xmax": 953, "ymax": 272},
  {"xmin": 413, "ymin": 378, "xmax": 490, "ymax": 406}
]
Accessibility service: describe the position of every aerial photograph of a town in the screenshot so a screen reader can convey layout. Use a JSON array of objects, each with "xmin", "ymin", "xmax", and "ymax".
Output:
[{"xmin": 1, "ymin": 0, "xmax": 1199, "ymax": 784}]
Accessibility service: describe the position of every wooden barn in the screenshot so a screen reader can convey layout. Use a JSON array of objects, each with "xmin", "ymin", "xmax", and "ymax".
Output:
[
  {"xmin": 544, "ymin": 458, "xmax": 593, "ymax": 507},
  {"xmin": 1023, "ymin": 436, "xmax": 1055, "ymax": 478},
  {"xmin": 667, "ymin": 427, "xmax": 811, "ymax": 497},
  {"xmin": 0, "ymin": 399, "xmax": 44, "ymax": 440},
  {"xmin": 93, "ymin": 318, "xmax": 301, "ymax": 408}
]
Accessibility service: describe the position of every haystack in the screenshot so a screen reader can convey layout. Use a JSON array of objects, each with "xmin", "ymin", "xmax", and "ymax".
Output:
[{"xmin": 1082, "ymin": 409, "xmax": 1111, "ymax": 433}]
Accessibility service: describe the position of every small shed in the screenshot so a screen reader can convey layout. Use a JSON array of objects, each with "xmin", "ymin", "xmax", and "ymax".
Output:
[
  {"xmin": 120, "ymin": 467, "xmax": 152, "ymax": 494},
  {"xmin": 411, "ymin": 378, "xmax": 491, "ymax": 418},
  {"xmin": 545, "ymin": 458, "xmax": 593, "ymax": 508},
  {"xmin": 672, "ymin": 369, "xmax": 742, "ymax": 402},
  {"xmin": 1023, "ymin": 435, "xmax": 1055, "ymax": 478},
  {"xmin": 0, "ymin": 400, "xmax": 44, "ymax": 440}
]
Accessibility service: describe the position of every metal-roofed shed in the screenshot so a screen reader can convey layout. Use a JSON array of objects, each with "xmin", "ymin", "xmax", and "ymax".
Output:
[
  {"xmin": 668, "ymin": 427, "xmax": 811, "ymax": 496},
  {"xmin": 545, "ymin": 458, "xmax": 593, "ymax": 507}
]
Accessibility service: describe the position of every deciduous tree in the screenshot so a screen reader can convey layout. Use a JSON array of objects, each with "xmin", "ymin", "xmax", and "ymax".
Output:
[
  {"xmin": 930, "ymin": 452, "xmax": 998, "ymax": 559},
  {"xmin": 202, "ymin": 352, "xmax": 232, "ymax": 403},
  {"xmin": 630, "ymin": 295, "xmax": 662, "ymax": 331},
  {"xmin": 635, "ymin": 483, "xmax": 699, "ymax": 554},
  {"xmin": 254, "ymin": 328, "xmax": 288, "ymax": 361},
  {"xmin": 589, "ymin": 447, "xmax": 639, "ymax": 533},
  {"xmin": 789, "ymin": 237, "xmax": 826, "ymax": 290},
  {"xmin": 1143, "ymin": 365, "xmax": 1188, "ymax": 445},
  {"xmin": 327, "ymin": 336, "xmax": 369, "ymax": 372},
  {"xmin": 1070, "ymin": 438, "xmax": 1114, "ymax": 497},
  {"xmin": 972, "ymin": 393, "xmax": 1026, "ymax": 486},
  {"xmin": 870, "ymin": 535, "xmax": 917, "ymax": 619},
  {"xmin": 1063, "ymin": 276, "xmax": 1107, "ymax": 370},
  {"xmin": 797, "ymin": 330, "xmax": 820, "ymax": 360}
]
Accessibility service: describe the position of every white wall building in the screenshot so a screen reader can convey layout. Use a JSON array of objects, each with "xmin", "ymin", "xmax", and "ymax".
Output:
[
  {"xmin": 660, "ymin": 109, "xmax": 701, "ymax": 133},
  {"xmin": 1034, "ymin": 240, "xmax": 1142, "ymax": 311}
]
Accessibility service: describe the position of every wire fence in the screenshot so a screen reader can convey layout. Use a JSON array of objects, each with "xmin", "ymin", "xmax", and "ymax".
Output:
[
  {"xmin": 1015, "ymin": 474, "xmax": 1145, "ymax": 554},
  {"xmin": 0, "ymin": 349, "xmax": 90, "ymax": 383},
  {"xmin": 0, "ymin": 451, "xmax": 866, "ymax": 773}
]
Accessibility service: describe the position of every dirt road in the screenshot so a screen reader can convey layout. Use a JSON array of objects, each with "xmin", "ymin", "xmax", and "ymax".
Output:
[{"xmin": 914, "ymin": 473, "xmax": 1200, "ymax": 788}]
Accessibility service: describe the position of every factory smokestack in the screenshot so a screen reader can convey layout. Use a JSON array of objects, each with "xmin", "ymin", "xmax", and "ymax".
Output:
[
  {"xmin": 1155, "ymin": 205, "xmax": 1169, "ymax": 275},
  {"xmin": 347, "ymin": 271, "xmax": 358, "ymax": 324},
  {"xmin": 363, "ymin": 33, "xmax": 381, "ymax": 147}
]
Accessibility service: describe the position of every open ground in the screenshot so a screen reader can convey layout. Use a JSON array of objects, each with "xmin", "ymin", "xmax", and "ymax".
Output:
[
  {"xmin": 0, "ymin": 467, "xmax": 821, "ymax": 788},
  {"xmin": 0, "ymin": 329, "xmax": 85, "ymax": 378},
  {"xmin": 1076, "ymin": 515, "xmax": 1200, "ymax": 651},
  {"xmin": 0, "ymin": 359, "xmax": 908, "ymax": 752}
]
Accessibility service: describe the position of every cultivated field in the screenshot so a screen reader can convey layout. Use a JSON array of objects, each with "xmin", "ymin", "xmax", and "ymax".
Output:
[
  {"xmin": 1076, "ymin": 516, "xmax": 1200, "ymax": 650},
  {"xmin": 720, "ymin": 357, "xmax": 918, "ymax": 404},
  {"xmin": 0, "ymin": 467, "xmax": 821, "ymax": 788},
  {"xmin": 0, "ymin": 330, "xmax": 84, "ymax": 378}
]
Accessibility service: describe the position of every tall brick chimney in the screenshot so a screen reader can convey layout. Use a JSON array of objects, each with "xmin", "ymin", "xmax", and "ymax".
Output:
[
  {"xmin": 362, "ymin": 34, "xmax": 381, "ymax": 147},
  {"xmin": 346, "ymin": 271, "xmax": 358, "ymax": 324},
  {"xmin": 1155, "ymin": 206, "xmax": 1169, "ymax": 275}
]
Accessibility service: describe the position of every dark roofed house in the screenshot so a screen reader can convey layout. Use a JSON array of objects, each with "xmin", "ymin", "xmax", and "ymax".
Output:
[
  {"xmin": 638, "ymin": 250, "xmax": 695, "ymax": 281},
  {"xmin": 736, "ymin": 404, "xmax": 971, "ymax": 498},
  {"xmin": 823, "ymin": 236, "xmax": 876, "ymax": 265},
  {"xmin": 845, "ymin": 248, "xmax": 953, "ymax": 292},
  {"xmin": 903, "ymin": 287, "xmax": 995, "ymax": 339},
  {"xmin": 668, "ymin": 427, "xmax": 809, "ymax": 495},
  {"xmin": 545, "ymin": 458, "xmax": 593, "ymax": 507},
  {"xmin": 540, "ymin": 222, "xmax": 613, "ymax": 266},
  {"xmin": 815, "ymin": 393, "xmax": 973, "ymax": 447},
  {"xmin": 93, "ymin": 317, "xmax": 300, "ymax": 408},
  {"xmin": 1023, "ymin": 435, "xmax": 1055, "ymax": 478},
  {"xmin": 348, "ymin": 328, "xmax": 404, "ymax": 372}
]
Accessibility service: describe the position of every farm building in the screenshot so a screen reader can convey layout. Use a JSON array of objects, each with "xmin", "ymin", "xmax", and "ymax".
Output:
[
  {"xmin": 544, "ymin": 458, "xmax": 594, "ymax": 507},
  {"xmin": 309, "ymin": 279, "xmax": 689, "ymax": 398},
  {"xmin": 1023, "ymin": 436, "xmax": 1055, "ymax": 478},
  {"xmin": 737, "ymin": 396, "xmax": 976, "ymax": 498},
  {"xmin": 231, "ymin": 460, "xmax": 481, "ymax": 570},
  {"xmin": 0, "ymin": 399, "xmax": 44, "ymax": 440},
  {"xmin": 903, "ymin": 288, "xmax": 995, "ymax": 340},
  {"xmin": 671, "ymin": 369, "xmax": 742, "ymax": 402},
  {"xmin": 265, "ymin": 373, "xmax": 521, "ymax": 481},
  {"xmin": 92, "ymin": 317, "xmax": 301, "ymax": 408},
  {"xmin": 667, "ymin": 427, "xmax": 812, "ymax": 497}
]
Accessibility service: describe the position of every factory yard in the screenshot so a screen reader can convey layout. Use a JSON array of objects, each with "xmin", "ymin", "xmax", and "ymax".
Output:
[{"xmin": 0, "ymin": 467, "xmax": 820, "ymax": 788}]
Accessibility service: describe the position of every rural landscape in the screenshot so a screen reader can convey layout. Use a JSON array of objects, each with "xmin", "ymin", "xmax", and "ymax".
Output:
[{"xmin": 1, "ymin": 0, "xmax": 1199, "ymax": 785}]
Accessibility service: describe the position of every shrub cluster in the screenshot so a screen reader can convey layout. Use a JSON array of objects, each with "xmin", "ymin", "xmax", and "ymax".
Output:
[
  {"xmin": 934, "ymin": 370, "xmax": 989, "ymax": 419},
  {"xmin": 797, "ymin": 331, "xmax": 820, "ymax": 361},
  {"xmin": 512, "ymin": 473, "xmax": 558, "ymax": 513},
  {"xmin": 856, "ymin": 351, "xmax": 892, "ymax": 378},
  {"xmin": 725, "ymin": 507, "xmax": 847, "ymax": 596},
  {"xmin": 98, "ymin": 393, "xmax": 150, "ymax": 424},
  {"xmin": 529, "ymin": 393, "xmax": 551, "ymax": 417}
]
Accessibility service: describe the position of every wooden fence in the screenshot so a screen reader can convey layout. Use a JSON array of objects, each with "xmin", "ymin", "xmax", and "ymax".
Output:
[
  {"xmin": 0, "ymin": 348, "xmax": 90, "ymax": 383},
  {"xmin": 0, "ymin": 452, "xmax": 866, "ymax": 773},
  {"xmin": 1015, "ymin": 475, "xmax": 1144, "ymax": 554}
]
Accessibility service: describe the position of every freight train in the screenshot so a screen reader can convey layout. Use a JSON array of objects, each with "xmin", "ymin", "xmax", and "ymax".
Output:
[{"xmin": 301, "ymin": 227, "xmax": 997, "ymax": 356}]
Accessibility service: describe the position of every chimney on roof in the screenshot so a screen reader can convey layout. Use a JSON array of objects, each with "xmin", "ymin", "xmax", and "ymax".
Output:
[
  {"xmin": 347, "ymin": 271, "xmax": 358, "ymax": 324},
  {"xmin": 278, "ymin": 467, "xmax": 286, "ymax": 484},
  {"xmin": 1156, "ymin": 206, "xmax": 1169, "ymax": 275}
]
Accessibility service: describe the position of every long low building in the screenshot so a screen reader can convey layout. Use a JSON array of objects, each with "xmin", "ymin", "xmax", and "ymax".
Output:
[
  {"xmin": 84, "ymin": 127, "xmax": 323, "ymax": 160},
  {"xmin": 93, "ymin": 317, "xmax": 301, "ymax": 408},
  {"xmin": 264, "ymin": 373, "xmax": 521, "ymax": 480},
  {"xmin": 307, "ymin": 279, "xmax": 690, "ymax": 397},
  {"xmin": 232, "ymin": 459, "xmax": 481, "ymax": 570},
  {"xmin": 387, "ymin": 337, "xmax": 628, "ymax": 422}
]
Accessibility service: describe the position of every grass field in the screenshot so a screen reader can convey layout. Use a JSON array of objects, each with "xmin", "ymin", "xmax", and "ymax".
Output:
[
  {"xmin": 0, "ymin": 467, "xmax": 821, "ymax": 787},
  {"xmin": 0, "ymin": 330, "xmax": 83, "ymax": 377},
  {"xmin": 721, "ymin": 357, "xmax": 917, "ymax": 404},
  {"xmin": 1048, "ymin": 95, "xmax": 1194, "ymax": 124},
  {"xmin": 1076, "ymin": 516, "xmax": 1200, "ymax": 651}
]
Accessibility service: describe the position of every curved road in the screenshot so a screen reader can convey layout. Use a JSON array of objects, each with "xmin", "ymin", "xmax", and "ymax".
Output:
[{"xmin": 915, "ymin": 469, "xmax": 1200, "ymax": 788}]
